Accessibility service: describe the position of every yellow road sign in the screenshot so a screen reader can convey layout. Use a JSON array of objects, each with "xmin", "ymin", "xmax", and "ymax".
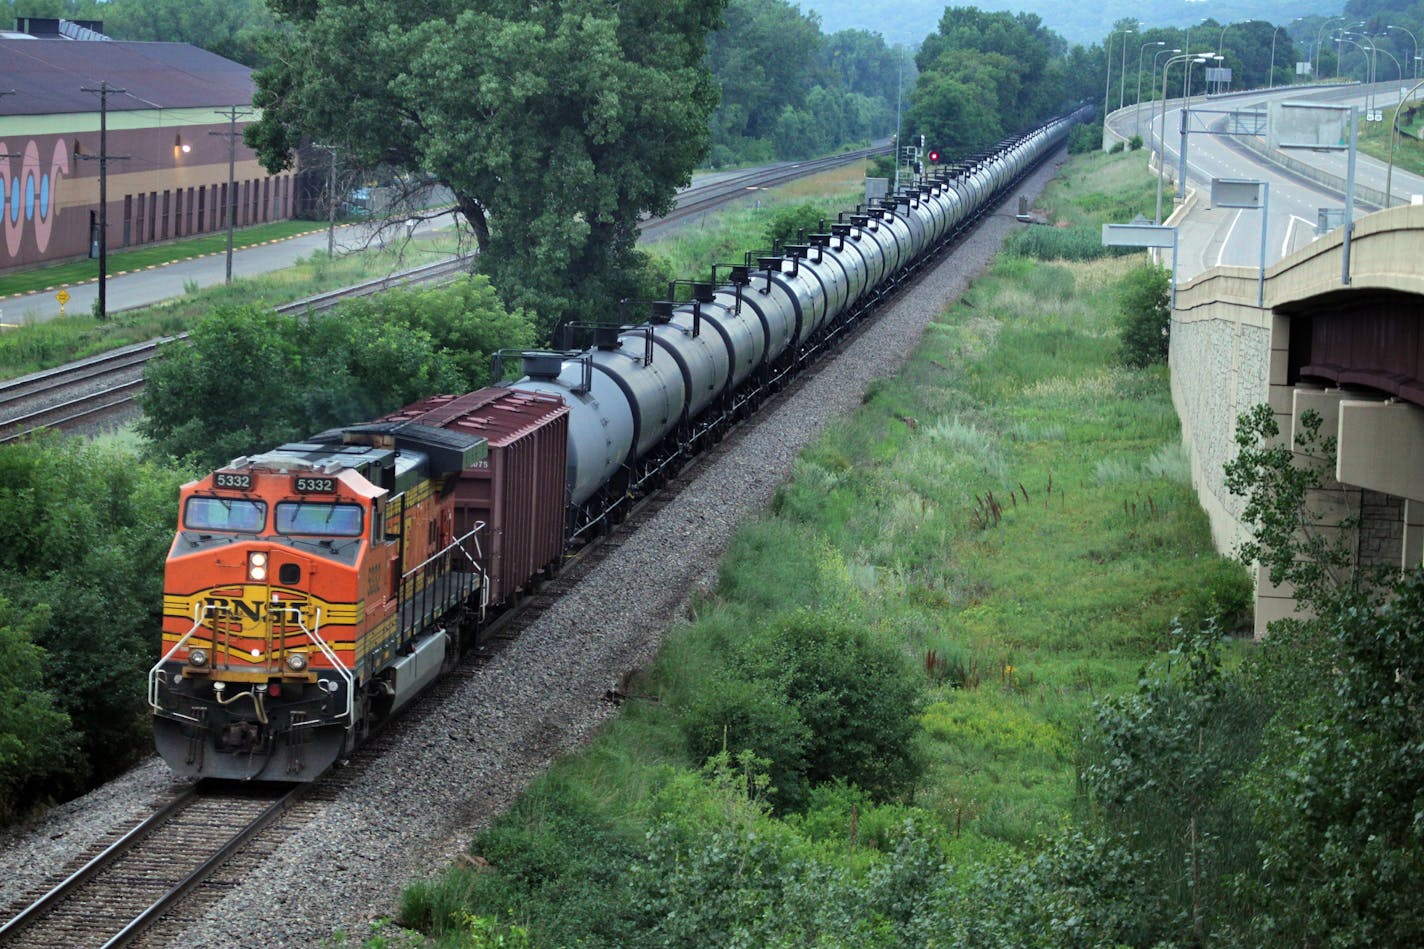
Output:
[{"xmin": 56, "ymin": 289, "xmax": 71, "ymax": 305}]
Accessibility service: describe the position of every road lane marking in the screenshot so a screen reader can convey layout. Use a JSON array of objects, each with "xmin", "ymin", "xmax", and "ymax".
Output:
[
  {"xmin": 1283, "ymin": 215, "xmax": 1314, "ymax": 257},
  {"xmin": 1217, "ymin": 209, "xmax": 1244, "ymax": 267}
]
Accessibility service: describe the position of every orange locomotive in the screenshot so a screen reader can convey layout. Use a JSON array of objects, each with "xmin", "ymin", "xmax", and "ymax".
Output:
[{"xmin": 151, "ymin": 421, "xmax": 489, "ymax": 780}]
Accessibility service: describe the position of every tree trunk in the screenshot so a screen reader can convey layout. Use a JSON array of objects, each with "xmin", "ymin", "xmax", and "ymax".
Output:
[{"xmin": 455, "ymin": 193, "xmax": 490, "ymax": 254}]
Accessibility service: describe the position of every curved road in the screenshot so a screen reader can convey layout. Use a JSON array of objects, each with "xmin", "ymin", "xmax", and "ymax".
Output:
[{"xmin": 1110, "ymin": 81, "xmax": 1424, "ymax": 283}]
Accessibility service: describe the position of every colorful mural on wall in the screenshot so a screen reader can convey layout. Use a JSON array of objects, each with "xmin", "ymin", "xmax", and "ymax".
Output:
[{"xmin": 0, "ymin": 139, "xmax": 69, "ymax": 258}]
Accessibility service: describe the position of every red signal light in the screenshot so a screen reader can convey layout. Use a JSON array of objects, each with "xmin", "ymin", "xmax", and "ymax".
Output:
[{"xmin": 928, "ymin": 149, "xmax": 941, "ymax": 164}]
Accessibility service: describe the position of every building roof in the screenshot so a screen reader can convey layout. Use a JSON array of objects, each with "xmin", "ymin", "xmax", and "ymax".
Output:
[{"xmin": 0, "ymin": 39, "xmax": 254, "ymax": 116}]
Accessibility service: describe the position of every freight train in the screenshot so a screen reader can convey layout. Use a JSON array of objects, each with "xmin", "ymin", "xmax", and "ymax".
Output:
[{"xmin": 150, "ymin": 110, "xmax": 1079, "ymax": 781}]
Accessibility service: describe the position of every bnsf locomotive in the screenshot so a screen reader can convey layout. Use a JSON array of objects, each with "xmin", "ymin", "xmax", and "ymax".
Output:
[{"xmin": 150, "ymin": 111, "xmax": 1078, "ymax": 781}]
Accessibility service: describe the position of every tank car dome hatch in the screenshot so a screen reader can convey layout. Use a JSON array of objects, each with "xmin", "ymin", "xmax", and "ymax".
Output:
[{"xmin": 522, "ymin": 352, "xmax": 566, "ymax": 379}]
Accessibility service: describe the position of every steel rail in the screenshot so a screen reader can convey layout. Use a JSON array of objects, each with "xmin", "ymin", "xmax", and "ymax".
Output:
[
  {"xmin": 0, "ymin": 788, "xmax": 197, "ymax": 944},
  {"xmin": 0, "ymin": 785, "xmax": 303, "ymax": 949},
  {"xmin": 98, "ymin": 787, "xmax": 302, "ymax": 948}
]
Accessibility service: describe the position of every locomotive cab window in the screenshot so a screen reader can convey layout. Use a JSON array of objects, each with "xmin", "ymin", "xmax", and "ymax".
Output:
[
  {"xmin": 275, "ymin": 501, "xmax": 364, "ymax": 537},
  {"xmin": 184, "ymin": 497, "xmax": 266, "ymax": 533}
]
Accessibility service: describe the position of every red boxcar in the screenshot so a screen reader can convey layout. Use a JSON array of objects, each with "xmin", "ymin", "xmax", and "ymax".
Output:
[{"xmin": 378, "ymin": 388, "xmax": 569, "ymax": 604}]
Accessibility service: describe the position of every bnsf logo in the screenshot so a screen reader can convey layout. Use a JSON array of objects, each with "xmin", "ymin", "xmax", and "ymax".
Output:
[{"xmin": 204, "ymin": 597, "xmax": 307, "ymax": 624}]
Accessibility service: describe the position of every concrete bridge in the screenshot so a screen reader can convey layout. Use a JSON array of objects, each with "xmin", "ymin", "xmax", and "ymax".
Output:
[{"xmin": 1171, "ymin": 203, "xmax": 1424, "ymax": 631}]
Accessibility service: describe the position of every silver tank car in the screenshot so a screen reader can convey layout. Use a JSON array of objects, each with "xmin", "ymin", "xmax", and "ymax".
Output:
[
  {"xmin": 703, "ymin": 288, "xmax": 769, "ymax": 392},
  {"xmin": 649, "ymin": 302, "xmax": 732, "ymax": 422},
  {"xmin": 513, "ymin": 352, "xmax": 633, "ymax": 507}
]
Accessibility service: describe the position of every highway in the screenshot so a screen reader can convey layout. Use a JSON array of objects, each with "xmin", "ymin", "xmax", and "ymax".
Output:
[{"xmin": 1110, "ymin": 81, "xmax": 1424, "ymax": 283}]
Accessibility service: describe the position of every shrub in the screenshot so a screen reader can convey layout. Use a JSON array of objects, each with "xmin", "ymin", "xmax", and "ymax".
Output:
[
  {"xmin": 773, "ymin": 611, "xmax": 926, "ymax": 801},
  {"xmin": 1114, "ymin": 262, "xmax": 1170, "ymax": 367},
  {"xmin": 1129, "ymin": 134, "xmax": 1144, "ymax": 151},
  {"xmin": 1107, "ymin": 140, "xmax": 1126, "ymax": 154},
  {"xmin": 681, "ymin": 677, "xmax": 812, "ymax": 810},
  {"xmin": 762, "ymin": 203, "xmax": 827, "ymax": 252}
]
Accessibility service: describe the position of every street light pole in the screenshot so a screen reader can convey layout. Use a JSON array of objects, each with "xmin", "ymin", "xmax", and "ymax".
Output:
[
  {"xmin": 1104, "ymin": 28, "xmax": 1133, "ymax": 127},
  {"xmin": 1314, "ymin": 17, "xmax": 1343, "ymax": 78},
  {"xmin": 1157, "ymin": 52, "xmax": 1203, "ymax": 222},
  {"xmin": 1269, "ymin": 20, "xmax": 1302, "ymax": 89},
  {"xmin": 1386, "ymin": 76, "xmax": 1424, "ymax": 206},
  {"xmin": 1216, "ymin": 24, "xmax": 1231, "ymax": 93},
  {"xmin": 1136, "ymin": 40, "xmax": 1166, "ymax": 132},
  {"xmin": 1388, "ymin": 25, "xmax": 1418, "ymax": 80},
  {"xmin": 1145, "ymin": 47, "xmax": 1180, "ymax": 140},
  {"xmin": 1119, "ymin": 27, "xmax": 1135, "ymax": 111},
  {"xmin": 1178, "ymin": 56, "xmax": 1210, "ymax": 199},
  {"xmin": 1341, "ymin": 33, "xmax": 1376, "ymax": 115},
  {"xmin": 1336, "ymin": 23, "xmax": 1366, "ymax": 79}
]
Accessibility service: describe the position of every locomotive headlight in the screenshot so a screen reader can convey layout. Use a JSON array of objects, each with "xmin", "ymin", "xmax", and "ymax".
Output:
[
  {"xmin": 248, "ymin": 551, "xmax": 268, "ymax": 581},
  {"xmin": 188, "ymin": 648, "xmax": 208, "ymax": 667},
  {"xmin": 286, "ymin": 652, "xmax": 308, "ymax": 672}
]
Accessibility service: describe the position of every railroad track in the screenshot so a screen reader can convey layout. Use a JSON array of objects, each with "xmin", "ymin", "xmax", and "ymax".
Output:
[
  {"xmin": 0, "ymin": 255, "xmax": 473, "ymax": 444},
  {"xmin": 0, "ymin": 147, "xmax": 886, "ymax": 446},
  {"xmin": 0, "ymin": 784, "xmax": 300, "ymax": 949}
]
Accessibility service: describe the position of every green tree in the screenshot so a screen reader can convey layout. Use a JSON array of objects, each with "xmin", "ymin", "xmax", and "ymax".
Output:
[
  {"xmin": 1115, "ymin": 262, "xmax": 1170, "ymax": 367},
  {"xmin": 0, "ymin": 599, "xmax": 77, "ymax": 824},
  {"xmin": 683, "ymin": 610, "xmax": 924, "ymax": 812},
  {"xmin": 100, "ymin": 0, "xmax": 282, "ymax": 66},
  {"xmin": 1081, "ymin": 626, "xmax": 1266, "ymax": 945},
  {"xmin": 0, "ymin": 439, "xmax": 186, "ymax": 804},
  {"xmin": 706, "ymin": 0, "xmax": 824, "ymax": 155},
  {"xmin": 247, "ymin": 0, "xmax": 727, "ymax": 335},
  {"xmin": 1223, "ymin": 404, "xmax": 1424, "ymax": 944},
  {"xmin": 762, "ymin": 202, "xmax": 829, "ymax": 250},
  {"xmin": 139, "ymin": 281, "xmax": 532, "ymax": 469},
  {"xmin": 1245, "ymin": 571, "xmax": 1424, "ymax": 946},
  {"xmin": 907, "ymin": 7, "xmax": 1082, "ymax": 159}
]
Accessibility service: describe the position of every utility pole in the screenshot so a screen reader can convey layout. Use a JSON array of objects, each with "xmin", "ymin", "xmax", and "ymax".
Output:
[
  {"xmin": 78, "ymin": 81, "xmax": 128, "ymax": 320},
  {"xmin": 892, "ymin": 56, "xmax": 903, "ymax": 192},
  {"xmin": 321, "ymin": 144, "xmax": 339, "ymax": 256},
  {"xmin": 210, "ymin": 106, "xmax": 251, "ymax": 285}
]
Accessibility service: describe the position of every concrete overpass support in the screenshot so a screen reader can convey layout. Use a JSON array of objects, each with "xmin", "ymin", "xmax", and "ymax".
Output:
[{"xmin": 1170, "ymin": 204, "xmax": 1424, "ymax": 634}]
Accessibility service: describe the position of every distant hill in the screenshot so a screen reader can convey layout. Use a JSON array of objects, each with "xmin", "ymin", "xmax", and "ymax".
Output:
[{"xmin": 799, "ymin": 0, "xmax": 1343, "ymax": 47}]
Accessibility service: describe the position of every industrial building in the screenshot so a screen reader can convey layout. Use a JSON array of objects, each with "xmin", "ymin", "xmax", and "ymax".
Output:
[{"xmin": 0, "ymin": 18, "xmax": 298, "ymax": 271}]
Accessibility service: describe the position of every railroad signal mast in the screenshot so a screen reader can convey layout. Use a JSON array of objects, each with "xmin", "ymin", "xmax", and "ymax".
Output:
[{"xmin": 897, "ymin": 134, "xmax": 927, "ymax": 183}]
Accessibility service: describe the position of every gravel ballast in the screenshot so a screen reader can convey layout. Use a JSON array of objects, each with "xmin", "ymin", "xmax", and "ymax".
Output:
[{"xmin": 0, "ymin": 148, "xmax": 1066, "ymax": 946}]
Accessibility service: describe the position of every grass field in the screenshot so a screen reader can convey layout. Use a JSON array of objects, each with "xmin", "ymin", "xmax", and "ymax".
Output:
[{"xmin": 1357, "ymin": 101, "xmax": 1424, "ymax": 181}]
